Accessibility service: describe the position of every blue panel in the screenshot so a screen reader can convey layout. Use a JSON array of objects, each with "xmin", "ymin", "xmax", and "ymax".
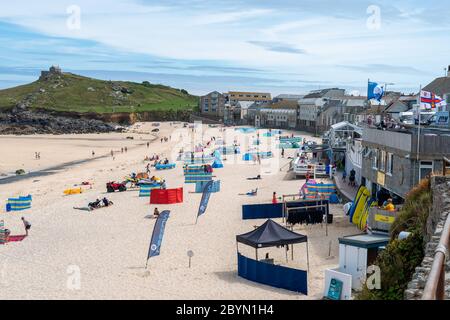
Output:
[
  {"xmin": 242, "ymin": 203, "xmax": 283, "ymax": 219},
  {"xmin": 237, "ymin": 253, "xmax": 308, "ymax": 295},
  {"xmin": 195, "ymin": 180, "xmax": 221, "ymax": 193}
]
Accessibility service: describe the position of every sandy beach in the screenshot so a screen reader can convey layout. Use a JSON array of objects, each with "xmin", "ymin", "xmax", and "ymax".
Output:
[{"xmin": 0, "ymin": 122, "xmax": 358, "ymax": 300}]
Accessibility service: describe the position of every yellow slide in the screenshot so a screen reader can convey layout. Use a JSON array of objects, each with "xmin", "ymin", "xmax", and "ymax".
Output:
[{"xmin": 351, "ymin": 186, "xmax": 371, "ymax": 228}]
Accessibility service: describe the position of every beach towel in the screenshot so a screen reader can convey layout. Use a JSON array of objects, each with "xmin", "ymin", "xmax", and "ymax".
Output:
[
  {"xmin": 7, "ymin": 235, "xmax": 27, "ymax": 242},
  {"xmin": 64, "ymin": 188, "xmax": 83, "ymax": 195},
  {"xmin": 6, "ymin": 195, "xmax": 32, "ymax": 212}
]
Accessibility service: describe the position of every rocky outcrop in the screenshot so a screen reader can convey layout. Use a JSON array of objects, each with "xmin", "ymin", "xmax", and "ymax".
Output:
[
  {"xmin": 404, "ymin": 176, "xmax": 450, "ymax": 300},
  {"xmin": 0, "ymin": 108, "xmax": 117, "ymax": 135}
]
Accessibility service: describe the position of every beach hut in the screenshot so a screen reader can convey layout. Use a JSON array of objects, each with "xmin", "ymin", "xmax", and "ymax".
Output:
[{"xmin": 236, "ymin": 219, "xmax": 309, "ymax": 294}]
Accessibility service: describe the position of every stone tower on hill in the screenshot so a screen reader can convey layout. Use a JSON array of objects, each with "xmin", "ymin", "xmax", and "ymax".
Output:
[{"xmin": 39, "ymin": 65, "xmax": 63, "ymax": 81}]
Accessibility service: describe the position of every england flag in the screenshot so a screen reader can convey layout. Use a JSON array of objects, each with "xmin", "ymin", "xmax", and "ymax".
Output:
[{"xmin": 420, "ymin": 90, "xmax": 447, "ymax": 110}]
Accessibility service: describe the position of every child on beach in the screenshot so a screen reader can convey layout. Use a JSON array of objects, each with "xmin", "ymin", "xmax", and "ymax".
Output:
[{"xmin": 21, "ymin": 217, "xmax": 31, "ymax": 236}]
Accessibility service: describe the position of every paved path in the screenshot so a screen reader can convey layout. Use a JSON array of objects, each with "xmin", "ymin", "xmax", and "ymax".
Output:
[{"xmin": 334, "ymin": 171, "xmax": 358, "ymax": 202}]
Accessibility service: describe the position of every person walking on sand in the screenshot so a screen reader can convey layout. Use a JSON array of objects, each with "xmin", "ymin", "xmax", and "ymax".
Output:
[
  {"xmin": 147, "ymin": 142, "xmax": 150, "ymax": 148},
  {"xmin": 281, "ymin": 148, "xmax": 285, "ymax": 158},
  {"xmin": 125, "ymin": 147, "xmax": 128, "ymax": 153},
  {"xmin": 92, "ymin": 150, "xmax": 95, "ymax": 157},
  {"xmin": 21, "ymin": 217, "xmax": 31, "ymax": 236}
]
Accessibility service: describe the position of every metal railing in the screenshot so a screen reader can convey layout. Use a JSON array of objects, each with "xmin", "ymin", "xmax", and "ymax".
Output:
[
  {"xmin": 422, "ymin": 210, "xmax": 450, "ymax": 300},
  {"xmin": 444, "ymin": 157, "xmax": 450, "ymax": 176}
]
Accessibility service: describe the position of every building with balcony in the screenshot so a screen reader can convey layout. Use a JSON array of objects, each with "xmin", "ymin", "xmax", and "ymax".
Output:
[
  {"xmin": 228, "ymin": 91, "xmax": 271, "ymax": 106},
  {"xmin": 360, "ymin": 127, "xmax": 450, "ymax": 199},
  {"xmin": 199, "ymin": 91, "xmax": 227, "ymax": 118}
]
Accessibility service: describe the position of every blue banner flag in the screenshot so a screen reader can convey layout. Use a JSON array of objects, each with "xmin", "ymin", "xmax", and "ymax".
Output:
[
  {"xmin": 368, "ymin": 81, "xmax": 384, "ymax": 102},
  {"xmin": 146, "ymin": 210, "xmax": 170, "ymax": 265},
  {"xmin": 197, "ymin": 180, "xmax": 214, "ymax": 222}
]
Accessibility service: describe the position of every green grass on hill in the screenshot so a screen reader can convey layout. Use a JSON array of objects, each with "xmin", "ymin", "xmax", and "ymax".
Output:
[{"xmin": 0, "ymin": 73, "xmax": 199, "ymax": 114}]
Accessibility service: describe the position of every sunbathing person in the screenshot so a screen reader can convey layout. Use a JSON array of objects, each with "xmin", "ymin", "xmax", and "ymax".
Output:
[
  {"xmin": 88, "ymin": 198, "xmax": 102, "ymax": 210},
  {"xmin": 102, "ymin": 197, "xmax": 113, "ymax": 207},
  {"xmin": 247, "ymin": 175, "xmax": 262, "ymax": 180},
  {"xmin": 239, "ymin": 188, "xmax": 258, "ymax": 196}
]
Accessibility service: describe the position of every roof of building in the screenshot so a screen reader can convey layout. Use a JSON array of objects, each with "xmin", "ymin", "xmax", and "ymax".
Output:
[
  {"xmin": 330, "ymin": 121, "xmax": 363, "ymax": 134},
  {"xmin": 228, "ymin": 91, "xmax": 271, "ymax": 96},
  {"xmin": 384, "ymin": 100, "xmax": 410, "ymax": 113},
  {"xmin": 261, "ymin": 100, "xmax": 298, "ymax": 110},
  {"xmin": 303, "ymin": 88, "xmax": 345, "ymax": 99},
  {"xmin": 236, "ymin": 101, "xmax": 255, "ymax": 109},
  {"xmin": 274, "ymin": 94, "xmax": 304, "ymax": 100},
  {"xmin": 423, "ymin": 76, "xmax": 450, "ymax": 97}
]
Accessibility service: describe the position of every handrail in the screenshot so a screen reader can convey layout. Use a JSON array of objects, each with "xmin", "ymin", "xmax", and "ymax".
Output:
[
  {"xmin": 422, "ymin": 211, "xmax": 450, "ymax": 299},
  {"xmin": 444, "ymin": 157, "xmax": 450, "ymax": 176}
]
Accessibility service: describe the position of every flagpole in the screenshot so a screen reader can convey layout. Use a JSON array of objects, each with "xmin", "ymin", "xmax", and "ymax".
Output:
[{"xmin": 417, "ymin": 85, "xmax": 422, "ymax": 163}]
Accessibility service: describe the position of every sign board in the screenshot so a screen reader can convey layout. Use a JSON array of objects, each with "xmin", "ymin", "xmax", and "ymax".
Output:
[
  {"xmin": 376, "ymin": 171, "xmax": 385, "ymax": 186},
  {"xmin": 327, "ymin": 278, "xmax": 343, "ymax": 300}
]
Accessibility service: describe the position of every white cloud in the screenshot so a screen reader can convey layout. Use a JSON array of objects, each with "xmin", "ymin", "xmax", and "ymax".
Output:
[{"xmin": 1, "ymin": 0, "xmax": 449, "ymax": 92}]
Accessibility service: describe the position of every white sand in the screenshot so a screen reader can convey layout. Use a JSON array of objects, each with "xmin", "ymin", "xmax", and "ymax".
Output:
[{"xmin": 0, "ymin": 123, "xmax": 358, "ymax": 300}]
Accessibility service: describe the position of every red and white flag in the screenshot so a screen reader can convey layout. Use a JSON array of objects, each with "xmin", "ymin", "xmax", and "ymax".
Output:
[{"xmin": 420, "ymin": 90, "xmax": 447, "ymax": 110}]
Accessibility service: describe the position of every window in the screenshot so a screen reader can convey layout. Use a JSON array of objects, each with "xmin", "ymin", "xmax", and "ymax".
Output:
[
  {"xmin": 419, "ymin": 161, "xmax": 434, "ymax": 180},
  {"xmin": 372, "ymin": 149, "xmax": 378, "ymax": 169},
  {"xmin": 387, "ymin": 153, "xmax": 394, "ymax": 175},
  {"xmin": 380, "ymin": 150, "xmax": 386, "ymax": 172}
]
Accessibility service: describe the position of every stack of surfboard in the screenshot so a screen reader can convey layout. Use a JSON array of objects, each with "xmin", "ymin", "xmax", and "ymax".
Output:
[{"xmin": 348, "ymin": 186, "xmax": 375, "ymax": 231}]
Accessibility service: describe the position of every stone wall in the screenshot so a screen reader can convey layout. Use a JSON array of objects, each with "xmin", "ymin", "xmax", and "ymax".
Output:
[{"xmin": 404, "ymin": 176, "xmax": 450, "ymax": 299}]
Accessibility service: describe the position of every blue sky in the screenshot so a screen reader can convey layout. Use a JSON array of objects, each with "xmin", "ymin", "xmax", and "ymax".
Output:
[{"xmin": 0, "ymin": 0, "xmax": 449, "ymax": 95}]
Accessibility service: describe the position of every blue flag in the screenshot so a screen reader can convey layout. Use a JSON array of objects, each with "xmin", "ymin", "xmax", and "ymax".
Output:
[
  {"xmin": 147, "ymin": 210, "xmax": 170, "ymax": 262},
  {"xmin": 197, "ymin": 180, "xmax": 214, "ymax": 220},
  {"xmin": 368, "ymin": 81, "xmax": 384, "ymax": 102}
]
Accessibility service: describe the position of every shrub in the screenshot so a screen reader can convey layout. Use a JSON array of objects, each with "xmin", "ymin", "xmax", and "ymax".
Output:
[{"xmin": 356, "ymin": 178, "xmax": 432, "ymax": 300}]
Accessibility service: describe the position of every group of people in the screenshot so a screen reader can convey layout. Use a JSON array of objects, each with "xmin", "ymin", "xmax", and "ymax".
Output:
[
  {"xmin": 34, "ymin": 152, "xmax": 41, "ymax": 160},
  {"xmin": 88, "ymin": 197, "xmax": 114, "ymax": 211},
  {"xmin": 342, "ymin": 168, "xmax": 357, "ymax": 187}
]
